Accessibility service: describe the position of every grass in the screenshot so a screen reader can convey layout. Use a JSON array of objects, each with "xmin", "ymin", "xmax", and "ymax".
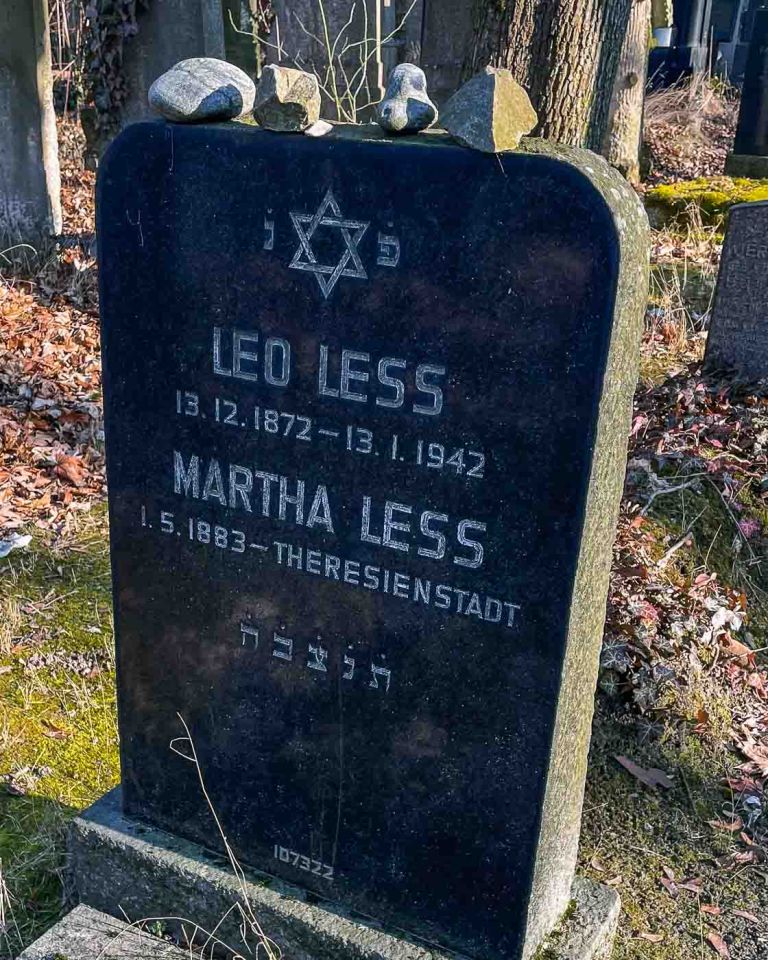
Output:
[
  {"xmin": 644, "ymin": 73, "xmax": 736, "ymax": 139},
  {"xmin": 0, "ymin": 505, "xmax": 118, "ymax": 959},
  {"xmin": 582, "ymin": 707, "xmax": 768, "ymax": 958},
  {"xmin": 641, "ymin": 214, "xmax": 720, "ymax": 384},
  {"xmin": 1, "ymin": 504, "xmax": 766, "ymax": 959},
  {"xmin": 644, "ymin": 467, "xmax": 768, "ymax": 637}
]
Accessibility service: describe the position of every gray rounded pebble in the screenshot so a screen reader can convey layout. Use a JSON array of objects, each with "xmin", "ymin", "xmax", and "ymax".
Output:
[
  {"xmin": 377, "ymin": 63, "xmax": 437, "ymax": 134},
  {"xmin": 148, "ymin": 58, "xmax": 255, "ymax": 123}
]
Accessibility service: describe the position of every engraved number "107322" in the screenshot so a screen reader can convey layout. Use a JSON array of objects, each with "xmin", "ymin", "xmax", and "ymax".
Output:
[{"xmin": 273, "ymin": 845, "xmax": 334, "ymax": 879}]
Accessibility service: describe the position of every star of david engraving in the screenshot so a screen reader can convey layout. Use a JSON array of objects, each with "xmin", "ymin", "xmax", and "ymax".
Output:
[{"xmin": 289, "ymin": 188, "xmax": 369, "ymax": 298}]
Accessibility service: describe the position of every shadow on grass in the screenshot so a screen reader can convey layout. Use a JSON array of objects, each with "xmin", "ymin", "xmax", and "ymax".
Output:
[
  {"xmin": 0, "ymin": 792, "xmax": 78, "ymax": 959},
  {"xmin": 581, "ymin": 702, "xmax": 768, "ymax": 960}
]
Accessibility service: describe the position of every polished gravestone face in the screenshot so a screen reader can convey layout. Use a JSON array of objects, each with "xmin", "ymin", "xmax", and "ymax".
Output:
[
  {"xmin": 706, "ymin": 201, "xmax": 768, "ymax": 379},
  {"xmin": 98, "ymin": 122, "xmax": 645, "ymax": 960}
]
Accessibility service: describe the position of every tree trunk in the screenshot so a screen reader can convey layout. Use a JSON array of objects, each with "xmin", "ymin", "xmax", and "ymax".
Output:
[
  {"xmin": 464, "ymin": 0, "xmax": 633, "ymax": 151},
  {"xmin": 602, "ymin": 0, "xmax": 650, "ymax": 182}
]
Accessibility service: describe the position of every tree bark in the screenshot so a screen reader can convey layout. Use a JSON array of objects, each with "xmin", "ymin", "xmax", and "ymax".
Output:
[
  {"xmin": 464, "ymin": 0, "xmax": 633, "ymax": 151},
  {"xmin": 602, "ymin": 0, "xmax": 650, "ymax": 182}
]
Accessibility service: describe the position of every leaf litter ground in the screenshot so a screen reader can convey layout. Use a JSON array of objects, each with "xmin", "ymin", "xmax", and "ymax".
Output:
[{"xmin": 1, "ymin": 116, "xmax": 767, "ymax": 958}]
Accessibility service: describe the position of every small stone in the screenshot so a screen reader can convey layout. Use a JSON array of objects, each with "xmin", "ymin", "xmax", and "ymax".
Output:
[
  {"xmin": 253, "ymin": 64, "xmax": 321, "ymax": 132},
  {"xmin": 304, "ymin": 119, "xmax": 334, "ymax": 138},
  {"xmin": 441, "ymin": 66, "xmax": 538, "ymax": 153},
  {"xmin": 148, "ymin": 58, "xmax": 255, "ymax": 123},
  {"xmin": 377, "ymin": 63, "xmax": 437, "ymax": 134}
]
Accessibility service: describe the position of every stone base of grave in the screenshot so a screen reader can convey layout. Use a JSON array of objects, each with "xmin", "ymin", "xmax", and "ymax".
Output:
[
  {"xmin": 67, "ymin": 788, "xmax": 620, "ymax": 960},
  {"xmin": 18, "ymin": 903, "xmax": 190, "ymax": 959},
  {"xmin": 724, "ymin": 153, "xmax": 768, "ymax": 177}
]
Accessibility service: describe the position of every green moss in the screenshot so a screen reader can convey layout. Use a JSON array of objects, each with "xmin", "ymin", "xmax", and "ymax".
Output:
[
  {"xmin": 0, "ymin": 507, "xmax": 118, "ymax": 957},
  {"xmin": 582, "ymin": 707, "xmax": 766, "ymax": 959},
  {"xmin": 646, "ymin": 176, "xmax": 768, "ymax": 228},
  {"xmin": 534, "ymin": 899, "xmax": 578, "ymax": 958}
]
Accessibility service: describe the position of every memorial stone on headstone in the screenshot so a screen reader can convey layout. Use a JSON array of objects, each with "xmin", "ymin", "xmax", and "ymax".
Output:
[
  {"xmin": 704, "ymin": 200, "xmax": 768, "ymax": 378},
  {"xmin": 0, "ymin": 0, "xmax": 61, "ymax": 251},
  {"xmin": 84, "ymin": 121, "xmax": 648, "ymax": 960},
  {"xmin": 725, "ymin": 8, "xmax": 768, "ymax": 177}
]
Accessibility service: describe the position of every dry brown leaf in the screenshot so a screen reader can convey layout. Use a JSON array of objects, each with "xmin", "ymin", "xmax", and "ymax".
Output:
[
  {"xmin": 732, "ymin": 910, "xmax": 759, "ymax": 923},
  {"xmin": 701, "ymin": 904, "xmax": 722, "ymax": 916},
  {"xmin": 678, "ymin": 877, "xmax": 704, "ymax": 894},
  {"xmin": 615, "ymin": 756, "xmax": 674, "ymax": 790},
  {"xmin": 723, "ymin": 635, "xmax": 754, "ymax": 664},
  {"xmin": 638, "ymin": 932, "xmax": 665, "ymax": 943},
  {"xmin": 661, "ymin": 876, "xmax": 679, "ymax": 898},
  {"xmin": 54, "ymin": 455, "xmax": 86, "ymax": 487},
  {"xmin": 708, "ymin": 817, "xmax": 744, "ymax": 833},
  {"xmin": 706, "ymin": 932, "xmax": 730, "ymax": 958},
  {"xmin": 41, "ymin": 721, "xmax": 69, "ymax": 740}
]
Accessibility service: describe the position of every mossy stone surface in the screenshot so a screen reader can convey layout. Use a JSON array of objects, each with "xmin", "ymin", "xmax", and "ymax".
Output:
[{"xmin": 645, "ymin": 176, "xmax": 768, "ymax": 228}]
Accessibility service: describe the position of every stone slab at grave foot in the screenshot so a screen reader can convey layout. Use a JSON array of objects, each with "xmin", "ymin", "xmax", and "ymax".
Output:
[
  {"xmin": 79, "ymin": 121, "xmax": 648, "ymax": 960},
  {"xmin": 18, "ymin": 903, "xmax": 190, "ymax": 959},
  {"xmin": 704, "ymin": 199, "xmax": 768, "ymax": 380},
  {"xmin": 69, "ymin": 789, "xmax": 621, "ymax": 960}
]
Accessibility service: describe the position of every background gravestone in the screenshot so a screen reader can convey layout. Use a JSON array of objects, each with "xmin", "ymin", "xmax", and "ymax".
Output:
[
  {"xmin": 705, "ymin": 200, "xmax": 768, "ymax": 379},
  {"xmin": 725, "ymin": 9, "xmax": 768, "ymax": 177},
  {"xmin": 0, "ymin": 0, "xmax": 61, "ymax": 251},
  {"xmin": 94, "ymin": 122, "xmax": 647, "ymax": 960},
  {"xmin": 120, "ymin": 0, "xmax": 225, "ymax": 127}
]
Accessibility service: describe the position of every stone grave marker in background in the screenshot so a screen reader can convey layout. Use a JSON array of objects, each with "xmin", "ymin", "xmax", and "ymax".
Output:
[
  {"xmin": 705, "ymin": 200, "xmax": 768, "ymax": 379},
  {"xmin": 0, "ymin": 0, "xmax": 61, "ymax": 252},
  {"xmin": 70, "ymin": 121, "xmax": 648, "ymax": 960},
  {"xmin": 120, "ymin": 0, "xmax": 225, "ymax": 127},
  {"xmin": 83, "ymin": 0, "xmax": 226, "ymax": 162},
  {"xmin": 726, "ymin": 9, "xmax": 768, "ymax": 177}
]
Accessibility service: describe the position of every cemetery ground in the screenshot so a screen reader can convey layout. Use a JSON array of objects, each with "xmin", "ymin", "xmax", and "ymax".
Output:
[{"xmin": 1, "ymin": 107, "xmax": 768, "ymax": 960}]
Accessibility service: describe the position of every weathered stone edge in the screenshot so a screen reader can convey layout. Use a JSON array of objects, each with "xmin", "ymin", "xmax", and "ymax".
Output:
[
  {"xmin": 18, "ymin": 903, "xmax": 189, "ymax": 959},
  {"xmin": 540, "ymin": 877, "xmax": 621, "ymax": 960},
  {"xmin": 516, "ymin": 140, "xmax": 649, "ymax": 959}
]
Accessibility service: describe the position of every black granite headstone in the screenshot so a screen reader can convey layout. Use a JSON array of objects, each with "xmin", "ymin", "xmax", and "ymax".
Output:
[
  {"xmin": 705, "ymin": 200, "xmax": 768, "ymax": 378},
  {"xmin": 734, "ymin": 9, "xmax": 768, "ymax": 155},
  {"xmin": 98, "ymin": 122, "xmax": 647, "ymax": 960},
  {"xmin": 726, "ymin": 9, "xmax": 768, "ymax": 175}
]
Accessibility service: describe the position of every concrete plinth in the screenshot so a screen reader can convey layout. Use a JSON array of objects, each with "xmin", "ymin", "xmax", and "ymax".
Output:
[
  {"xmin": 0, "ymin": 0, "xmax": 61, "ymax": 252},
  {"xmin": 68, "ymin": 788, "xmax": 620, "ymax": 960},
  {"xmin": 18, "ymin": 904, "xmax": 190, "ymax": 959},
  {"xmin": 724, "ymin": 153, "xmax": 768, "ymax": 177}
]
